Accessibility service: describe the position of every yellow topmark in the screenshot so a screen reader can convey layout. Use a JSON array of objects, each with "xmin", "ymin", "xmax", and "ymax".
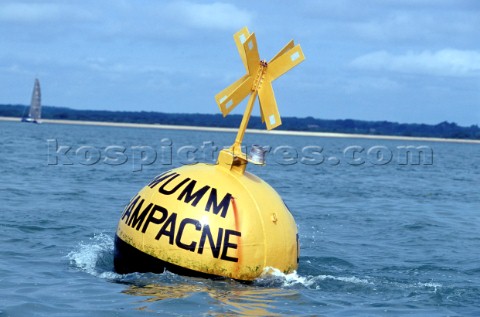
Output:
[{"xmin": 113, "ymin": 27, "xmax": 304, "ymax": 281}]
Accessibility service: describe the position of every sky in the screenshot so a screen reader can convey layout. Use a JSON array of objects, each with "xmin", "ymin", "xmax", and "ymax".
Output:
[{"xmin": 1, "ymin": 0, "xmax": 479, "ymax": 126}]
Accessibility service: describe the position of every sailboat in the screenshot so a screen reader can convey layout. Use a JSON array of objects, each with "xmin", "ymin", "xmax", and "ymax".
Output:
[{"xmin": 21, "ymin": 78, "xmax": 42, "ymax": 124}]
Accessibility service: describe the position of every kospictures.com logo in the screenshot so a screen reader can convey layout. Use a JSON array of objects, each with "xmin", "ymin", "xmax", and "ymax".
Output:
[{"xmin": 47, "ymin": 139, "xmax": 433, "ymax": 171}]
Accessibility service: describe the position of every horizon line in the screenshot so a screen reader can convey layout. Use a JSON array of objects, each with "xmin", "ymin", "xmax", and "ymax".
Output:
[{"xmin": 1, "ymin": 116, "xmax": 479, "ymax": 144}]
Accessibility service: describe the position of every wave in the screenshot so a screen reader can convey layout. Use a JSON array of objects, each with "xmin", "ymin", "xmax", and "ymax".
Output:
[{"xmin": 66, "ymin": 234, "xmax": 444, "ymax": 295}]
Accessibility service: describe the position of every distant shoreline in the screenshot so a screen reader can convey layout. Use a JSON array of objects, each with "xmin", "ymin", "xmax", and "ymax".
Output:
[{"xmin": 2, "ymin": 116, "xmax": 479, "ymax": 144}]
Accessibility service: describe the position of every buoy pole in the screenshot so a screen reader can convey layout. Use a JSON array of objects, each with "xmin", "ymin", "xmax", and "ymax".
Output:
[{"xmin": 231, "ymin": 90, "xmax": 258, "ymax": 154}]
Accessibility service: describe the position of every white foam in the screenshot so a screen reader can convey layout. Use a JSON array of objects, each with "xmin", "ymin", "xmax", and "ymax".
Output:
[
  {"xmin": 66, "ymin": 233, "xmax": 121, "ymax": 279},
  {"xmin": 416, "ymin": 282, "xmax": 442, "ymax": 292},
  {"xmin": 260, "ymin": 267, "xmax": 372, "ymax": 288},
  {"xmin": 264, "ymin": 267, "xmax": 315, "ymax": 287},
  {"xmin": 324, "ymin": 275, "xmax": 373, "ymax": 285}
]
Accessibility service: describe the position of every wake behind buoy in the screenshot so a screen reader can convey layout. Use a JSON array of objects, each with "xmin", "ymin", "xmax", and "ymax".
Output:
[{"xmin": 113, "ymin": 27, "xmax": 305, "ymax": 281}]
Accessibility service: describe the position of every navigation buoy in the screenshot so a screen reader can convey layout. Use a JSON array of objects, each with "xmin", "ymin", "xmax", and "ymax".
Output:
[{"xmin": 114, "ymin": 27, "xmax": 305, "ymax": 281}]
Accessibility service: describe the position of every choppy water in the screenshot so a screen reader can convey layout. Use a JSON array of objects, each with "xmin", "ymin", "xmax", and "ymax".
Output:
[{"xmin": 1, "ymin": 121, "xmax": 479, "ymax": 316}]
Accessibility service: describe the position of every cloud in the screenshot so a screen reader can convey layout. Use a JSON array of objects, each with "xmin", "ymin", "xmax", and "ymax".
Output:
[
  {"xmin": 167, "ymin": 1, "xmax": 253, "ymax": 30},
  {"xmin": 0, "ymin": 3, "xmax": 60, "ymax": 22},
  {"xmin": 343, "ymin": 77, "xmax": 401, "ymax": 94},
  {"xmin": 351, "ymin": 49, "xmax": 480, "ymax": 77},
  {"xmin": 0, "ymin": 2, "xmax": 92, "ymax": 23},
  {"xmin": 300, "ymin": 1, "xmax": 480, "ymax": 47},
  {"xmin": 351, "ymin": 13, "xmax": 427, "ymax": 42},
  {"xmin": 84, "ymin": 58, "xmax": 168, "ymax": 75}
]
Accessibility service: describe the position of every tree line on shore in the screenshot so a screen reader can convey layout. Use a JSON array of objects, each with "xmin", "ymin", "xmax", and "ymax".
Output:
[{"xmin": 2, "ymin": 104, "xmax": 479, "ymax": 139}]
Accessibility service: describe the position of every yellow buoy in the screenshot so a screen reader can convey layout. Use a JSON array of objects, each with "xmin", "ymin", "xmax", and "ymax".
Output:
[{"xmin": 114, "ymin": 27, "xmax": 305, "ymax": 281}]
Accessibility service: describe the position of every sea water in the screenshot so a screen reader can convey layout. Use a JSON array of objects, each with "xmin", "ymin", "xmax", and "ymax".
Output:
[{"xmin": 0, "ymin": 121, "xmax": 479, "ymax": 316}]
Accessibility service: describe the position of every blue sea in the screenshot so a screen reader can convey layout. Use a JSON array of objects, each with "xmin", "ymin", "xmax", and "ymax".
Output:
[{"xmin": 1, "ymin": 120, "xmax": 479, "ymax": 316}]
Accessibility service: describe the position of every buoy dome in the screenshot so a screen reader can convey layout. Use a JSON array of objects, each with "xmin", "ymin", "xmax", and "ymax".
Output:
[
  {"xmin": 114, "ymin": 162, "xmax": 299, "ymax": 281},
  {"xmin": 113, "ymin": 26, "xmax": 305, "ymax": 281}
]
